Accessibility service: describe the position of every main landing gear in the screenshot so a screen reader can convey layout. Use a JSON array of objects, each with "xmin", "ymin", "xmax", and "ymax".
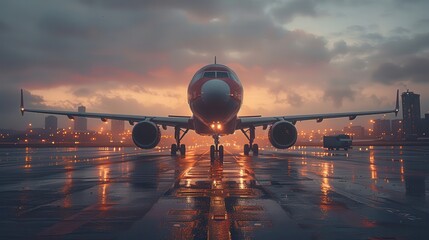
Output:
[
  {"xmin": 171, "ymin": 127, "xmax": 189, "ymax": 156},
  {"xmin": 210, "ymin": 134, "xmax": 224, "ymax": 163},
  {"xmin": 241, "ymin": 126, "xmax": 259, "ymax": 156}
]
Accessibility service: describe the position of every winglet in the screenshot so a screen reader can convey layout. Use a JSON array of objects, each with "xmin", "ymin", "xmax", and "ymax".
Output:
[
  {"xmin": 395, "ymin": 89, "xmax": 399, "ymax": 117},
  {"xmin": 20, "ymin": 89, "xmax": 25, "ymax": 116}
]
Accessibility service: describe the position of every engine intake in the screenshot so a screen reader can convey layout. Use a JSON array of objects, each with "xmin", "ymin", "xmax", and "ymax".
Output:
[
  {"xmin": 268, "ymin": 121, "xmax": 297, "ymax": 149},
  {"xmin": 132, "ymin": 121, "xmax": 161, "ymax": 149}
]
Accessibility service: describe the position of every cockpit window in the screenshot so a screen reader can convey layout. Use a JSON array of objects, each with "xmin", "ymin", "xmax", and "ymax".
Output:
[
  {"xmin": 203, "ymin": 71, "xmax": 216, "ymax": 78},
  {"xmin": 216, "ymin": 71, "xmax": 229, "ymax": 78},
  {"xmin": 203, "ymin": 71, "xmax": 230, "ymax": 78}
]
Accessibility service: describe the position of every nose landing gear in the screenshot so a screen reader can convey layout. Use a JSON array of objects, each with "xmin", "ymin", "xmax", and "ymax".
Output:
[
  {"xmin": 241, "ymin": 126, "xmax": 259, "ymax": 156},
  {"xmin": 210, "ymin": 134, "xmax": 224, "ymax": 163},
  {"xmin": 171, "ymin": 127, "xmax": 189, "ymax": 156}
]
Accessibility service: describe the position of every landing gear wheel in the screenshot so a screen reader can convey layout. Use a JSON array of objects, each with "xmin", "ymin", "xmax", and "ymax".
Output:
[
  {"xmin": 219, "ymin": 145, "xmax": 224, "ymax": 162},
  {"xmin": 173, "ymin": 127, "xmax": 189, "ymax": 156},
  {"xmin": 210, "ymin": 145, "xmax": 215, "ymax": 162},
  {"xmin": 171, "ymin": 144, "xmax": 177, "ymax": 156},
  {"xmin": 244, "ymin": 144, "xmax": 250, "ymax": 156},
  {"xmin": 180, "ymin": 144, "xmax": 186, "ymax": 156},
  {"xmin": 252, "ymin": 144, "xmax": 259, "ymax": 156}
]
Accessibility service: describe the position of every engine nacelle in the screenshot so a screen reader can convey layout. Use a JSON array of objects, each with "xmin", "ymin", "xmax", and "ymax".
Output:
[
  {"xmin": 268, "ymin": 121, "xmax": 298, "ymax": 149},
  {"xmin": 132, "ymin": 121, "xmax": 161, "ymax": 149}
]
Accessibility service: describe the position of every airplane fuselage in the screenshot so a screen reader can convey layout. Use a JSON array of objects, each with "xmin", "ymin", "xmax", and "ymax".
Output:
[{"xmin": 187, "ymin": 64, "xmax": 243, "ymax": 135}]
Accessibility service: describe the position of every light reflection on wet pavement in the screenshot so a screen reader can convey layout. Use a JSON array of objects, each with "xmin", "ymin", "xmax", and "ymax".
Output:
[{"xmin": 0, "ymin": 146, "xmax": 428, "ymax": 239}]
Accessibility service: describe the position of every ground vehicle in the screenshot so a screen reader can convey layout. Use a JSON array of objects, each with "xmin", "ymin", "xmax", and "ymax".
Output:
[{"xmin": 323, "ymin": 134, "xmax": 352, "ymax": 150}]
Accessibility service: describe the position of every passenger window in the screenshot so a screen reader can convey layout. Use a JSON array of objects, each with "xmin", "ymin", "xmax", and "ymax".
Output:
[
  {"xmin": 203, "ymin": 72, "xmax": 216, "ymax": 78},
  {"xmin": 216, "ymin": 72, "xmax": 229, "ymax": 78}
]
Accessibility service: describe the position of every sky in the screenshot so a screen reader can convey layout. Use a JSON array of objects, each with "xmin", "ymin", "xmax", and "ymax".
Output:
[{"xmin": 1, "ymin": 0, "xmax": 429, "ymax": 131}]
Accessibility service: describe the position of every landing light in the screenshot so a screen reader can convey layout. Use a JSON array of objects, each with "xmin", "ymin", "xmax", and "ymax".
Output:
[{"xmin": 211, "ymin": 122, "xmax": 222, "ymax": 131}]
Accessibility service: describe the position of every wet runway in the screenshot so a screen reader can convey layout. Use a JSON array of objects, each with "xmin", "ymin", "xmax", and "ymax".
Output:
[{"xmin": 0, "ymin": 146, "xmax": 428, "ymax": 239}]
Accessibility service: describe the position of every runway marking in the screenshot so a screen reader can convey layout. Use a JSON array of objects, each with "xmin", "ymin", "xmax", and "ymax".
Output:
[{"xmin": 38, "ymin": 203, "xmax": 114, "ymax": 236}]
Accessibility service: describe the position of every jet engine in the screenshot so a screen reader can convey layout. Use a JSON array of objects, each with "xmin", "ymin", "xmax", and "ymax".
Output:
[
  {"xmin": 132, "ymin": 121, "xmax": 161, "ymax": 149},
  {"xmin": 268, "ymin": 121, "xmax": 298, "ymax": 149}
]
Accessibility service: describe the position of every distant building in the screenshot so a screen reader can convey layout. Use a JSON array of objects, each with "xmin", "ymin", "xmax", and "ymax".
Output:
[
  {"xmin": 402, "ymin": 90, "xmax": 420, "ymax": 140},
  {"xmin": 421, "ymin": 113, "xmax": 429, "ymax": 138},
  {"xmin": 343, "ymin": 125, "xmax": 365, "ymax": 138},
  {"xmin": 74, "ymin": 106, "xmax": 88, "ymax": 132},
  {"xmin": 111, "ymin": 120, "xmax": 125, "ymax": 135},
  {"xmin": 391, "ymin": 119, "xmax": 404, "ymax": 140},
  {"xmin": 45, "ymin": 115, "xmax": 58, "ymax": 132},
  {"xmin": 373, "ymin": 119, "xmax": 391, "ymax": 138}
]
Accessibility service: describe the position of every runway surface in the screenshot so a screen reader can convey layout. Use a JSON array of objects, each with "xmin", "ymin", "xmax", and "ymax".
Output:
[{"xmin": 0, "ymin": 146, "xmax": 428, "ymax": 239}]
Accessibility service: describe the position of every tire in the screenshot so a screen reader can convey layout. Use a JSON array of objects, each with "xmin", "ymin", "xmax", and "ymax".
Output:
[
  {"xmin": 180, "ymin": 144, "xmax": 186, "ymax": 156},
  {"xmin": 210, "ymin": 145, "xmax": 215, "ymax": 162},
  {"xmin": 171, "ymin": 144, "xmax": 177, "ymax": 155},
  {"xmin": 252, "ymin": 144, "xmax": 259, "ymax": 156},
  {"xmin": 219, "ymin": 145, "xmax": 224, "ymax": 162},
  {"xmin": 244, "ymin": 144, "xmax": 250, "ymax": 155}
]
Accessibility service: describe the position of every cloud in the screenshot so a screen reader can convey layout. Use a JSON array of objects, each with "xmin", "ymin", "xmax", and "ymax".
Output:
[
  {"xmin": 346, "ymin": 25, "xmax": 366, "ymax": 33},
  {"xmin": 362, "ymin": 32, "xmax": 384, "ymax": 42},
  {"xmin": 372, "ymin": 57, "xmax": 429, "ymax": 84},
  {"xmin": 91, "ymin": 94, "xmax": 183, "ymax": 118},
  {"xmin": 331, "ymin": 40, "xmax": 348, "ymax": 56},
  {"xmin": 415, "ymin": 18, "xmax": 429, "ymax": 30},
  {"xmin": 39, "ymin": 14, "xmax": 97, "ymax": 39},
  {"xmin": 378, "ymin": 32, "xmax": 429, "ymax": 58},
  {"xmin": 323, "ymin": 81, "xmax": 357, "ymax": 107},
  {"xmin": 73, "ymin": 88, "xmax": 92, "ymax": 97},
  {"xmin": 0, "ymin": 20, "xmax": 9, "ymax": 32},
  {"xmin": 1, "ymin": 0, "xmax": 429, "ymax": 130},
  {"xmin": 277, "ymin": 91, "xmax": 304, "ymax": 107},
  {"xmin": 389, "ymin": 27, "xmax": 410, "ymax": 35},
  {"xmin": 268, "ymin": 0, "xmax": 320, "ymax": 23},
  {"xmin": 0, "ymin": 0, "xmax": 333, "ymax": 91}
]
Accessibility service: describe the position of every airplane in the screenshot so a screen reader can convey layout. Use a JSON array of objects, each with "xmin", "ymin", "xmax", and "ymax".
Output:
[{"xmin": 20, "ymin": 59, "xmax": 399, "ymax": 161}]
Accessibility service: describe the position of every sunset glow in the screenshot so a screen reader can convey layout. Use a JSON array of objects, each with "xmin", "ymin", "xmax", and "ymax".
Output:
[{"xmin": 1, "ymin": 1, "xmax": 429, "ymax": 132}]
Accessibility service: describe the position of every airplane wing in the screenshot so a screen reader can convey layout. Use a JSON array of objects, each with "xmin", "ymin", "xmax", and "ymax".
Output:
[
  {"xmin": 237, "ymin": 90, "xmax": 400, "ymax": 129},
  {"xmin": 20, "ymin": 90, "xmax": 192, "ymax": 129}
]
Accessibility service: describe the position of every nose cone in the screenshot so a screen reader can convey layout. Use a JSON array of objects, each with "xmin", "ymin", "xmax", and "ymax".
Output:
[{"xmin": 201, "ymin": 79, "xmax": 230, "ymax": 103}]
